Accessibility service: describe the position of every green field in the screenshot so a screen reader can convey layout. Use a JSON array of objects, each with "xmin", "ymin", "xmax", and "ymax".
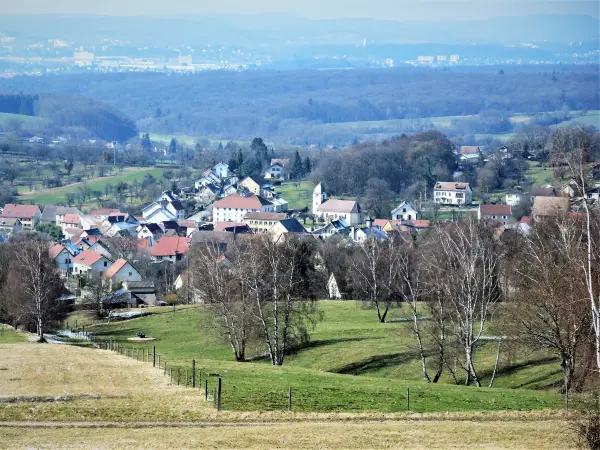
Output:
[
  {"xmin": 276, "ymin": 180, "xmax": 314, "ymax": 210},
  {"xmin": 79, "ymin": 301, "xmax": 563, "ymax": 414},
  {"xmin": 558, "ymin": 110, "xmax": 600, "ymax": 128},
  {"xmin": 19, "ymin": 167, "xmax": 166, "ymax": 206},
  {"xmin": 525, "ymin": 164, "xmax": 555, "ymax": 187},
  {"xmin": 0, "ymin": 112, "xmax": 50, "ymax": 129}
]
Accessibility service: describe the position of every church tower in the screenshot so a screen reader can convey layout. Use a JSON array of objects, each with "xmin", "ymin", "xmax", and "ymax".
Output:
[{"xmin": 312, "ymin": 182, "xmax": 327, "ymax": 215}]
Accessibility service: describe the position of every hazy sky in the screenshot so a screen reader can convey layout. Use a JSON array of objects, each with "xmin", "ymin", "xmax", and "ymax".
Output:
[{"xmin": 0, "ymin": 0, "xmax": 598, "ymax": 21}]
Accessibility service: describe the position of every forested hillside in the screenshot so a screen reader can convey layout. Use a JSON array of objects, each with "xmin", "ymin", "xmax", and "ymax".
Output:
[
  {"xmin": 0, "ymin": 66, "xmax": 597, "ymax": 144},
  {"xmin": 0, "ymin": 93, "xmax": 138, "ymax": 141}
]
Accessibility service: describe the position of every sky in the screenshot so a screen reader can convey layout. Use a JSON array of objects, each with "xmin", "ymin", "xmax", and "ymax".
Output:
[{"xmin": 0, "ymin": 0, "xmax": 598, "ymax": 21}]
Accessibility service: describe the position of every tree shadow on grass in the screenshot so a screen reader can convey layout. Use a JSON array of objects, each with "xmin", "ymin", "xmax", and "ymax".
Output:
[
  {"xmin": 333, "ymin": 351, "xmax": 419, "ymax": 375},
  {"xmin": 285, "ymin": 337, "xmax": 381, "ymax": 357},
  {"xmin": 477, "ymin": 356, "xmax": 562, "ymax": 389}
]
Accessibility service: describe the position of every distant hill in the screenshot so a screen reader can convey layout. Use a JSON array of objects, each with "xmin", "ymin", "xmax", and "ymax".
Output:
[{"xmin": 0, "ymin": 93, "xmax": 137, "ymax": 141}]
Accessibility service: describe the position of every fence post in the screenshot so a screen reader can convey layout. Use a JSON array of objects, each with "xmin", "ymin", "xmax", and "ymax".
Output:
[
  {"xmin": 217, "ymin": 377, "xmax": 222, "ymax": 412},
  {"xmin": 406, "ymin": 387, "xmax": 410, "ymax": 411},
  {"xmin": 288, "ymin": 386, "xmax": 292, "ymax": 412},
  {"xmin": 185, "ymin": 369, "xmax": 188, "ymax": 388},
  {"xmin": 205, "ymin": 380, "xmax": 208, "ymax": 400},
  {"xmin": 164, "ymin": 362, "xmax": 167, "ymax": 376},
  {"xmin": 177, "ymin": 368, "xmax": 181, "ymax": 386},
  {"xmin": 170, "ymin": 368, "xmax": 173, "ymax": 385},
  {"xmin": 192, "ymin": 360, "xmax": 196, "ymax": 388}
]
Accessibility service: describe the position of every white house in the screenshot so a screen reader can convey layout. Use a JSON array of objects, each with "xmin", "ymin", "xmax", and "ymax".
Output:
[
  {"xmin": 433, "ymin": 182, "xmax": 472, "ymax": 206},
  {"xmin": 195, "ymin": 170, "xmax": 220, "ymax": 189},
  {"xmin": 390, "ymin": 202, "xmax": 419, "ymax": 221},
  {"xmin": 0, "ymin": 218, "xmax": 22, "ymax": 237},
  {"xmin": 103, "ymin": 258, "xmax": 142, "ymax": 285},
  {"xmin": 141, "ymin": 201, "xmax": 178, "ymax": 224},
  {"xmin": 505, "ymin": 186, "xmax": 528, "ymax": 206},
  {"xmin": 478, "ymin": 204, "xmax": 511, "ymax": 225},
  {"xmin": 72, "ymin": 250, "xmax": 113, "ymax": 277},
  {"xmin": 264, "ymin": 163, "xmax": 289, "ymax": 180},
  {"xmin": 314, "ymin": 185, "xmax": 361, "ymax": 226},
  {"xmin": 49, "ymin": 244, "xmax": 73, "ymax": 275},
  {"xmin": 586, "ymin": 187, "xmax": 600, "ymax": 201},
  {"xmin": 458, "ymin": 146, "xmax": 481, "ymax": 162},
  {"xmin": 213, "ymin": 163, "xmax": 229, "ymax": 178},
  {"xmin": 213, "ymin": 194, "xmax": 275, "ymax": 223}
]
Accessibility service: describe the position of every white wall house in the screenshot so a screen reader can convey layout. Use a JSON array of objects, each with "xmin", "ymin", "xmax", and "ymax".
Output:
[
  {"xmin": 141, "ymin": 202, "xmax": 178, "ymax": 224},
  {"xmin": 478, "ymin": 204, "xmax": 511, "ymax": 225},
  {"xmin": 213, "ymin": 194, "xmax": 275, "ymax": 223},
  {"xmin": 433, "ymin": 182, "xmax": 472, "ymax": 206},
  {"xmin": 391, "ymin": 201, "xmax": 418, "ymax": 221},
  {"xmin": 72, "ymin": 250, "xmax": 113, "ymax": 277},
  {"xmin": 264, "ymin": 163, "xmax": 289, "ymax": 180},
  {"xmin": 50, "ymin": 244, "xmax": 73, "ymax": 275},
  {"xmin": 213, "ymin": 163, "xmax": 229, "ymax": 178},
  {"xmin": 103, "ymin": 258, "xmax": 142, "ymax": 285}
]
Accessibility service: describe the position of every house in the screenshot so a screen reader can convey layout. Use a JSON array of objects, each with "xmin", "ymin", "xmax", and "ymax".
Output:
[
  {"xmin": 532, "ymin": 196, "xmax": 570, "ymax": 218},
  {"xmin": 244, "ymin": 212, "xmax": 287, "ymax": 233},
  {"xmin": 150, "ymin": 236, "xmax": 191, "ymax": 263},
  {"xmin": 178, "ymin": 220, "xmax": 198, "ymax": 237},
  {"xmin": 312, "ymin": 218, "xmax": 350, "ymax": 238},
  {"xmin": 40, "ymin": 206, "xmax": 83, "ymax": 226},
  {"xmin": 316, "ymin": 199, "xmax": 362, "ymax": 226},
  {"xmin": 196, "ymin": 183, "xmax": 220, "ymax": 204},
  {"xmin": 72, "ymin": 250, "xmax": 113, "ymax": 277},
  {"xmin": 141, "ymin": 201, "xmax": 178, "ymax": 224},
  {"xmin": 1, "ymin": 204, "xmax": 41, "ymax": 230},
  {"xmin": 213, "ymin": 194, "xmax": 275, "ymax": 223},
  {"xmin": 478, "ymin": 204, "xmax": 512, "ymax": 225},
  {"xmin": 213, "ymin": 163, "xmax": 229, "ymax": 178},
  {"xmin": 585, "ymin": 187, "xmax": 600, "ymax": 201},
  {"xmin": 505, "ymin": 186, "xmax": 528, "ymax": 206},
  {"xmin": 349, "ymin": 226, "xmax": 388, "ymax": 244},
  {"xmin": 89, "ymin": 208, "xmax": 121, "ymax": 221},
  {"xmin": 373, "ymin": 219, "xmax": 402, "ymax": 232},
  {"xmin": 312, "ymin": 183, "xmax": 327, "ymax": 215},
  {"xmin": 264, "ymin": 162, "xmax": 289, "ymax": 180},
  {"xmin": 87, "ymin": 240, "xmax": 112, "ymax": 259},
  {"xmin": 433, "ymin": 182, "xmax": 472, "ymax": 206},
  {"xmin": 404, "ymin": 220, "xmax": 431, "ymax": 231},
  {"xmin": 327, "ymin": 273, "xmax": 342, "ymax": 299},
  {"xmin": 103, "ymin": 258, "xmax": 142, "ymax": 285},
  {"xmin": 271, "ymin": 197, "xmax": 289, "ymax": 212},
  {"xmin": 0, "ymin": 218, "xmax": 22, "ymax": 237},
  {"xmin": 124, "ymin": 281, "xmax": 158, "ymax": 307},
  {"xmin": 61, "ymin": 214, "xmax": 82, "ymax": 233},
  {"xmin": 239, "ymin": 176, "xmax": 263, "ymax": 196},
  {"xmin": 458, "ymin": 146, "xmax": 481, "ymax": 162},
  {"xmin": 267, "ymin": 218, "xmax": 307, "ymax": 242},
  {"xmin": 391, "ymin": 202, "xmax": 419, "ymax": 221},
  {"xmin": 195, "ymin": 170, "xmax": 221, "ymax": 189},
  {"xmin": 49, "ymin": 244, "xmax": 73, "ymax": 275},
  {"xmin": 136, "ymin": 223, "xmax": 164, "ymax": 240}
]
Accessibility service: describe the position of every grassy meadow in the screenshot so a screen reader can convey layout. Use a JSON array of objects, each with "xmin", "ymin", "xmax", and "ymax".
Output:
[{"xmin": 67, "ymin": 301, "xmax": 564, "ymax": 414}]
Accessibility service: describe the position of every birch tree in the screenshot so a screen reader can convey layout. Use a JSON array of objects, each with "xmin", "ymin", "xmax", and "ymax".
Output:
[{"xmin": 433, "ymin": 218, "xmax": 502, "ymax": 386}]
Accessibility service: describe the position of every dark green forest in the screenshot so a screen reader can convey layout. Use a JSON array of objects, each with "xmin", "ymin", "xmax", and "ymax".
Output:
[
  {"xmin": 0, "ymin": 66, "xmax": 597, "ymax": 144},
  {"xmin": 0, "ymin": 94, "xmax": 138, "ymax": 141}
]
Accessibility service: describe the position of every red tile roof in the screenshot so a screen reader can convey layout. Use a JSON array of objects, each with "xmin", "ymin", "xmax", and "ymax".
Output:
[
  {"xmin": 317, "ymin": 199, "xmax": 360, "ymax": 214},
  {"xmin": 137, "ymin": 237, "xmax": 153, "ymax": 249},
  {"xmin": 73, "ymin": 250, "xmax": 104, "ymax": 266},
  {"xmin": 49, "ymin": 244, "xmax": 66, "ymax": 260},
  {"xmin": 405, "ymin": 220, "xmax": 431, "ymax": 228},
  {"xmin": 103, "ymin": 258, "xmax": 128, "ymax": 279},
  {"xmin": 214, "ymin": 221, "xmax": 248, "ymax": 231},
  {"xmin": 480, "ymin": 204, "xmax": 511, "ymax": 216},
  {"xmin": 90, "ymin": 208, "xmax": 121, "ymax": 216},
  {"xmin": 178, "ymin": 220, "xmax": 198, "ymax": 229},
  {"xmin": 150, "ymin": 236, "xmax": 190, "ymax": 257},
  {"xmin": 459, "ymin": 146, "xmax": 480, "ymax": 154},
  {"xmin": 1, "ymin": 204, "xmax": 40, "ymax": 219},
  {"xmin": 214, "ymin": 194, "xmax": 271, "ymax": 210},
  {"xmin": 62, "ymin": 213, "xmax": 80, "ymax": 224}
]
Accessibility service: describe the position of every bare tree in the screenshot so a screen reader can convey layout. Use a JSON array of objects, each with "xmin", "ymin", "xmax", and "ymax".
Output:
[
  {"xmin": 510, "ymin": 216, "xmax": 592, "ymax": 393},
  {"xmin": 432, "ymin": 218, "xmax": 502, "ymax": 387},
  {"xmin": 8, "ymin": 239, "xmax": 64, "ymax": 341},
  {"xmin": 549, "ymin": 127, "xmax": 600, "ymax": 374},
  {"xmin": 83, "ymin": 277, "xmax": 114, "ymax": 320},
  {"xmin": 350, "ymin": 236, "xmax": 403, "ymax": 323}
]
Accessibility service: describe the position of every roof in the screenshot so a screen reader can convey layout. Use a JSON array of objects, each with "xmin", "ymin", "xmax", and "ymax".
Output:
[
  {"xmin": 141, "ymin": 223, "xmax": 163, "ymax": 233},
  {"xmin": 531, "ymin": 187, "xmax": 555, "ymax": 197},
  {"xmin": 170, "ymin": 200, "xmax": 185, "ymax": 211},
  {"xmin": 214, "ymin": 194, "xmax": 272, "ymax": 210},
  {"xmin": 178, "ymin": 220, "xmax": 197, "ymax": 229},
  {"xmin": 190, "ymin": 230, "xmax": 233, "ymax": 245},
  {"xmin": 0, "ymin": 217, "xmax": 20, "ymax": 226},
  {"xmin": 73, "ymin": 249, "xmax": 105, "ymax": 266},
  {"xmin": 271, "ymin": 158, "xmax": 290, "ymax": 167},
  {"xmin": 243, "ymin": 212, "xmax": 287, "ymax": 221},
  {"xmin": 62, "ymin": 213, "xmax": 80, "ymax": 224},
  {"xmin": 90, "ymin": 208, "xmax": 120, "ymax": 216},
  {"xmin": 49, "ymin": 244, "xmax": 66, "ymax": 260},
  {"xmin": 404, "ymin": 220, "xmax": 431, "ymax": 229},
  {"xmin": 318, "ymin": 199, "xmax": 360, "ymax": 214},
  {"xmin": 275, "ymin": 218, "xmax": 307, "ymax": 233},
  {"xmin": 241, "ymin": 176, "xmax": 263, "ymax": 187},
  {"xmin": 532, "ymin": 196, "xmax": 570, "ymax": 217},
  {"xmin": 126, "ymin": 281, "xmax": 156, "ymax": 290},
  {"xmin": 1, "ymin": 204, "xmax": 40, "ymax": 219},
  {"xmin": 150, "ymin": 236, "xmax": 190, "ymax": 257},
  {"xmin": 103, "ymin": 258, "xmax": 130, "ymax": 279},
  {"xmin": 214, "ymin": 222, "xmax": 249, "ymax": 232},
  {"xmin": 434, "ymin": 182, "xmax": 471, "ymax": 192},
  {"xmin": 373, "ymin": 219, "xmax": 401, "ymax": 228},
  {"xmin": 480, "ymin": 204, "xmax": 511, "ymax": 216},
  {"xmin": 459, "ymin": 146, "xmax": 480, "ymax": 154},
  {"xmin": 391, "ymin": 201, "xmax": 418, "ymax": 214},
  {"xmin": 40, "ymin": 206, "xmax": 81, "ymax": 222}
]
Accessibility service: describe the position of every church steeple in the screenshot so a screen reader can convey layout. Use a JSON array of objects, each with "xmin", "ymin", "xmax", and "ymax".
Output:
[{"xmin": 312, "ymin": 182, "xmax": 327, "ymax": 215}]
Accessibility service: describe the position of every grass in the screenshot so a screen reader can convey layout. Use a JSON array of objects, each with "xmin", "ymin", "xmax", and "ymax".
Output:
[
  {"xmin": 0, "ymin": 325, "xmax": 27, "ymax": 344},
  {"xmin": 276, "ymin": 180, "xmax": 314, "ymax": 210},
  {"xmin": 19, "ymin": 167, "xmax": 166, "ymax": 206},
  {"xmin": 80, "ymin": 301, "xmax": 563, "ymax": 414},
  {"xmin": 0, "ymin": 416, "xmax": 575, "ymax": 449},
  {"xmin": 524, "ymin": 164, "xmax": 555, "ymax": 187},
  {"xmin": 0, "ymin": 112, "xmax": 50, "ymax": 128},
  {"xmin": 558, "ymin": 110, "xmax": 600, "ymax": 128}
]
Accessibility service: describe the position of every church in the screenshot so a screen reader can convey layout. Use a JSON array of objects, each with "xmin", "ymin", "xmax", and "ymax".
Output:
[{"xmin": 312, "ymin": 183, "xmax": 363, "ymax": 226}]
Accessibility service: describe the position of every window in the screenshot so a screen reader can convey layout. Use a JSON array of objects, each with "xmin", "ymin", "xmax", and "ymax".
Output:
[
  {"xmin": 403, "ymin": 208, "xmax": 406, "ymax": 213},
  {"xmin": 104, "ymin": 261, "xmax": 108, "ymax": 267},
  {"xmin": 129, "ymin": 272, "xmax": 132, "ymax": 276}
]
